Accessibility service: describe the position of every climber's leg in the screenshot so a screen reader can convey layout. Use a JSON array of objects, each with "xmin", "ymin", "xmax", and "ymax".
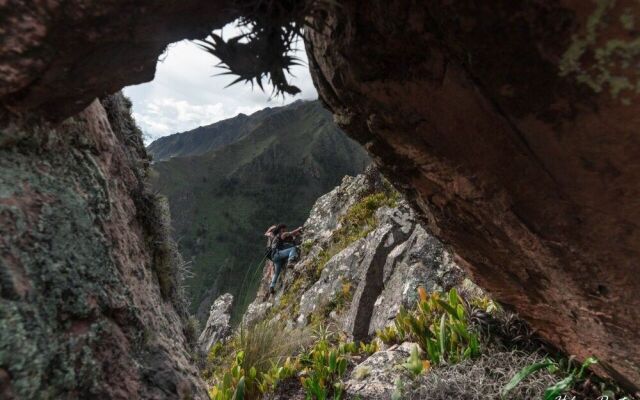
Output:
[
  {"xmin": 287, "ymin": 246, "xmax": 299, "ymax": 263},
  {"xmin": 270, "ymin": 259, "xmax": 283, "ymax": 289}
]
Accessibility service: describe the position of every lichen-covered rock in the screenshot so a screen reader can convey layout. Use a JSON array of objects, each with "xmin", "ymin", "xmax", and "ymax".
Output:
[
  {"xmin": 303, "ymin": 167, "xmax": 384, "ymax": 242},
  {"xmin": 0, "ymin": 93, "xmax": 207, "ymax": 399},
  {"xmin": 198, "ymin": 293, "xmax": 233, "ymax": 354},
  {"xmin": 298, "ymin": 238, "xmax": 369, "ymax": 319},
  {"xmin": 242, "ymin": 301, "xmax": 273, "ymax": 328},
  {"xmin": 297, "ymin": 198, "xmax": 463, "ymax": 340},
  {"xmin": 343, "ymin": 206, "xmax": 414, "ymax": 340},
  {"xmin": 343, "ymin": 342, "xmax": 416, "ymax": 400},
  {"xmin": 368, "ymin": 224, "xmax": 463, "ymax": 335}
]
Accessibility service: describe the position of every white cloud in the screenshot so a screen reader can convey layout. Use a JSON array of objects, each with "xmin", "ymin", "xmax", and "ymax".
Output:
[
  {"xmin": 130, "ymin": 97, "xmax": 265, "ymax": 140},
  {"xmin": 123, "ymin": 25, "xmax": 318, "ymax": 144}
]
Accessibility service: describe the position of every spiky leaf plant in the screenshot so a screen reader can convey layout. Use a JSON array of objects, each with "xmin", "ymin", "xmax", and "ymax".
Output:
[{"xmin": 197, "ymin": 0, "xmax": 332, "ymax": 96}]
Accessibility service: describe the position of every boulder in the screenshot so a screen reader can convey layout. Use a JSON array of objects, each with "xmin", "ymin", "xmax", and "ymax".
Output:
[
  {"xmin": 197, "ymin": 293, "xmax": 233, "ymax": 354},
  {"xmin": 343, "ymin": 342, "xmax": 416, "ymax": 400}
]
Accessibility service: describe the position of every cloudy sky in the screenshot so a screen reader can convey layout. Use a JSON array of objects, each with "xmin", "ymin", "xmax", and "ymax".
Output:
[{"xmin": 124, "ymin": 27, "xmax": 318, "ymax": 144}]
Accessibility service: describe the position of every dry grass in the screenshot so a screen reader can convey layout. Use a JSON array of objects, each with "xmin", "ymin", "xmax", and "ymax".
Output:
[
  {"xmin": 407, "ymin": 350, "xmax": 557, "ymax": 400},
  {"xmin": 236, "ymin": 319, "xmax": 313, "ymax": 375}
]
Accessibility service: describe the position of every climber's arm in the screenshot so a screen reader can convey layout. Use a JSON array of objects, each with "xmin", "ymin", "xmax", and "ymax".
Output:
[
  {"xmin": 264, "ymin": 225, "xmax": 277, "ymax": 237},
  {"xmin": 282, "ymin": 226, "xmax": 303, "ymax": 238}
]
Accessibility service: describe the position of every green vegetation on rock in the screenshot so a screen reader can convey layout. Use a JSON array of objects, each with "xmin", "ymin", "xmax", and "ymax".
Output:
[
  {"xmin": 205, "ymin": 321, "xmax": 379, "ymax": 400},
  {"xmin": 312, "ymin": 188, "xmax": 399, "ymax": 279}
]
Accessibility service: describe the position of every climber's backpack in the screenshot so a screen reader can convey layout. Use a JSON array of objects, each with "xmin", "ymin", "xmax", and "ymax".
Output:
[{"xmin": 264, "ymin": 234, "xmax": 283, "ymax": 261}]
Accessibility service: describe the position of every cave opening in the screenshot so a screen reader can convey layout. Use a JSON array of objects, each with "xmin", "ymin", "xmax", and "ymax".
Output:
[{"xmin": 123, "ymin": 21, "xmax": 371, "ymax": 328}]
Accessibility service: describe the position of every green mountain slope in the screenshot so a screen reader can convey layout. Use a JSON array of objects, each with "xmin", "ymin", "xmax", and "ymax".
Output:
[
  {"xmin": 147, "ymin": 106, "xmax": 283, "ymax": 161},
  {"xmin": 149, "ymin": 100, "xmax": 370, "ymax": 322}
]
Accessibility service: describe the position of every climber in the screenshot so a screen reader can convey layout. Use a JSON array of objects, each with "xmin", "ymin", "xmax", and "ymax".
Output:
[{"xmin": 265, "ymin": 223, "xmax": 303, "ymax": 294}]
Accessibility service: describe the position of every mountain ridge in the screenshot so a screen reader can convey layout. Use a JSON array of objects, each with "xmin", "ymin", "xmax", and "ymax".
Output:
[{"xmin": 147, "ymin": 100, "xmax": 309, "ymax": 162}]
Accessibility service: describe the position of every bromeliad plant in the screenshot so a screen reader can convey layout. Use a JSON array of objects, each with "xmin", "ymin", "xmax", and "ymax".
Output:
[
  {"xmin": 402, "ymin": 345, "xmax": 431, "ymax": 376},
  {"xmin": 299, "ymin": 338, "xmax": 349, "ymax": 400},
  {"xmin": 256, "ymin": 357, "xmax": 298, "ymax": 394},
  {"xmin": 379, "ymin": 288, "xmax": 481, "ymax": 365},
  {"xmin": 298, "ymin": 326, "xmax": 380, "ymax": 400},
  {"xmin": 208, "ymin": 349, "xmax": 299, "ymax": 400},
  {"xmin": 208, "ymin": 351, "xmax": 248, "ymax": 400}
]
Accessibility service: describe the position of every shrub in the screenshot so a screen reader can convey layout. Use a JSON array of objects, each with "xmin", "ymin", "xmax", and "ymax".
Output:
[
  {"xmin": 301, "ymin": 239, "xmax": 314, "ymax": 254},
  {"xmin": 207, "ymin": 342, "xmax": 224, "ymax": 364}
]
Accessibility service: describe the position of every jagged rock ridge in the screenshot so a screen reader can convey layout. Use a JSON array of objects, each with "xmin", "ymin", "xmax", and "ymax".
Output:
[{"xmin": 245, "ymin": 168, "xmax": 464, "ymax": 340}]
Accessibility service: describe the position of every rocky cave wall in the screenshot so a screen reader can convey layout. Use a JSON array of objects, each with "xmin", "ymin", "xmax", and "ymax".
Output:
[
  {"xmin": 1, "ymin": 0, "xmax": 639, "ymax": 394},
  {"xmin": 305, "ymin": 0, "xmax": 640, "ymax": 390},
  {"xmin": 0, "ymin": 94, "xmax": 207, "ymax": 399}
]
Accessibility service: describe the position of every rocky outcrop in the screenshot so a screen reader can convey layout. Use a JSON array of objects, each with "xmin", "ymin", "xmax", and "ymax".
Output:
[
  {"xmin": 2, "ymin": 0, "xmax": 640, "ymax": 391},
  {"xmin": 198, "ymin": 293, "xmax": 233, "ymax": 354},
  {"xmin": 0, "ymin": 93, "xmax": 207, "ymax": 399},
  {"xmin": 302, "ymin": 168, "xmax": 385, "ymax": 241},
  {"xmin": 343, "ymin": 209, "xmax": 412, "ymax": 340},
  {"xmin": 305, "ymin": 1, "xmax": 640, "ymax": 390},
  {"xmin": 366, "ymin": 224, "xmax": 462, "ymax": 336},
  {"xmin": 249, "ymin": 169, "xmax": 463, "ymax": 340}
]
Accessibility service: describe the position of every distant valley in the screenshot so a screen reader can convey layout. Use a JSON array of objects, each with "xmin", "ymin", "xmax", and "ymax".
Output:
[{"xmin": 148, "ymin": 100, "xmax": 370, "ymax": 322}]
